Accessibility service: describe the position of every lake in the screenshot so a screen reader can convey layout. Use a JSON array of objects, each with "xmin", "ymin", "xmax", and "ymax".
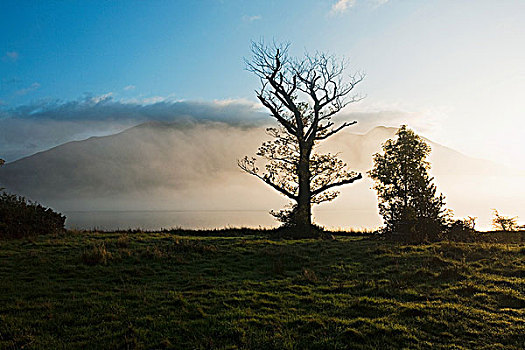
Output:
[{"xmin": 64, "ymin": 209, "xmax": 382, "ymax": 231}]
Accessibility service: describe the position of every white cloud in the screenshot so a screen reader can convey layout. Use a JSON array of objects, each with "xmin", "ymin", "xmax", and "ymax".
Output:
[
  {"xmin": 330, "ymin": 0, "xmax": 356, "ymax": 15},
  {"xmin": 120, "ymin": 93, "xmax": 179, "ymax": 105},
  {"xmin": 123, "ymin": 85, "xmax": 136, "ymax": 91},
  {"xmin": 141, "ymin": 96, "xmax": 167, "ymax": 104},
  {"xmin": 0, "ymin": 97, "xmax": 268, "ymax": 161},
  {"xmin": 91, "ymin": 92, "xmax": 113, "ymax": 103},
  {"xmin": 16, "ymin": 82, "xmax": 40, "ymax": 95},
  {"xmin": 242, "ymin": 15, "xmax": 261, "ymax": 22},
  {"xmin": 213, "ymin": 98, "xmax": 261, "ymax": 110}
]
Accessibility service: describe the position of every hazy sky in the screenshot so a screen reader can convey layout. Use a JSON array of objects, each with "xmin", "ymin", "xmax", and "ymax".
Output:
[{"xmin": 1, "ymin": 0, "xmax": 524, "ymax": 167}]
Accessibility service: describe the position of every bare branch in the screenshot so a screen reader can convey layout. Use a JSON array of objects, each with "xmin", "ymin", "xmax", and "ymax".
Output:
[
  {"xmin": 315, "ymin": 121, "xmax": 357, "ymax": 140},
  {"xmin": 311, "ymin": 173, "xmax": 363, "ymax": 196},
  {"xmin": 237, "ymin": 157, "xmax": 298, "ymax": 200},
  {"xmin": 257, "ymin": 94, "xmax": 297, "ymax": 135}
]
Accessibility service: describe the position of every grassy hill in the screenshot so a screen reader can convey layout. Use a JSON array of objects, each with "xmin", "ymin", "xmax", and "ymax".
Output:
[{"xmin": 0, "ymin": 230, "xmax": 523, "ymax": 349}]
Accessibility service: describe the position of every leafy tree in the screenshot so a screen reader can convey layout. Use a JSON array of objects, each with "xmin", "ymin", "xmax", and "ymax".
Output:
[
  {"xmin": 368, "ymin": 125, "xmax": 448, "ymax": 239},
  {"xmin": 238, "ymin": 42, "xmax": 363, "ymax": 236},
  {"xmin": 491, "ymin": 209, "xmax": 518, "ymax": 231}
]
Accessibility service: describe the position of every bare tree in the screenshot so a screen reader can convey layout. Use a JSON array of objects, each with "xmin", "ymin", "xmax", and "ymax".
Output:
[{"xmin": 238, "ymin": 42, "xmax": 363, "ymax": 236}]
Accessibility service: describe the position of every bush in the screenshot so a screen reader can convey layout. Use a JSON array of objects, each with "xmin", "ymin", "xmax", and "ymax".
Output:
[
  {"xmin": 81, "ymin": 243, "xmax": 111, "ymax": 265},
  {"xmin": 270, "ymin": 203, "xmax": 298, "ymax": 228},
  {"xmin": 0, "ymin": 191, "xmax": 66, "ymax": 239},
  {"xmin": 446, "ymin": 216, "xmax": 477, "ymax": 241}
]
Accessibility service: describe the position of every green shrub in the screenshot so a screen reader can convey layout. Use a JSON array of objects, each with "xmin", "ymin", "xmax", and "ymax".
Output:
[
  {"xmin": 446, "ymin": 216, "xmax": 477, "ymax": 241},
  {"xmin": 0, "ymin": 191, "xmax": 66, "ymax": 239}
]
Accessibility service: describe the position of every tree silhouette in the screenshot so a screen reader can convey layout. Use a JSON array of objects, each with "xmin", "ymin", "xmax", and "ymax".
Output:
[
  {"xmin": 368, "ymin": 125, "xmax": 448, "ymax": 239},
  {"xmin": 238, "ymin": 42, "xmax": 363, "ymax": 236}
]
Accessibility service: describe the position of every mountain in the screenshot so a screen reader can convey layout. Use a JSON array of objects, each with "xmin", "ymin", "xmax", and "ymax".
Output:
[
  {"xmin": 327, "ymin": 125, "xmax": 506, "ymax": 176},
  {"xmin": 0, "ymin": 122, "xmax": 522, "ymax": 229}
]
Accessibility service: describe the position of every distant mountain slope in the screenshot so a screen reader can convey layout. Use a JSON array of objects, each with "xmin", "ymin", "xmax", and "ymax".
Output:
[
  {"xmin": 0, "ymin": 121, "xmax": 274, "ymax": 211},
  {"xmin": 328, "ymin": 126, "xmax": 505, "ymax": 176},
  {"xmin": 0, "ymin": 122, "xmax": 521, "ymax": 229},
  {"xmin": 0, "ymin": 121, "xmax": 262, "ymax": 195},
  {"xmin": 0, "ymin": 122, "xmax": 508, "ymax": 200}
]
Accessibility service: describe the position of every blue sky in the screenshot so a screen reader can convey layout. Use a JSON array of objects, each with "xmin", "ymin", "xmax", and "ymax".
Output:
[
  {"xmin": 0, "ymin": 0, "xmax": 416, "ymax": 104},
  {"xmin": 1, "ymin": 0, "xmax": 524, "ymax": 167}
]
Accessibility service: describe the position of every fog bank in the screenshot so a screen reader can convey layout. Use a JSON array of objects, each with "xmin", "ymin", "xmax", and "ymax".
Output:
[{"xmin": 1, "ymin": 121, "xmax": 522, "ymax": 230}]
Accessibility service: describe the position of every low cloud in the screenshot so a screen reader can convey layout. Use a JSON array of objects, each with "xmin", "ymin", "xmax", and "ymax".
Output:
[
  {"xmin": 0, "ymin": 97, "xmax": 267, "ymax": 161},
  {"xmin": 123, "ymin": 85, "xmax": 136, "ymax": 91},
  {"xmin": 91, "ymin": 92, "xmax": 113, "ymax": 103},
  {"xmin": 0, "ymin": 92, "xmax": 438, "ymax": 163},
  {"xmin": 213, "ymin": 98, "xmax": 260, "ymax": 109}
]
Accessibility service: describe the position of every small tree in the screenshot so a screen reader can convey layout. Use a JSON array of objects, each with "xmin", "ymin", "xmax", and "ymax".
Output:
[
  {"xmin": 238, "ymin": 42, "xmax": 363, "ymax": 236},
  {"xmin": 368, "ymin": 126, "xmax": 448, "ymax": 239},
  {"xmin": 491, "ymin": 209, "xmax": 518, "ymax": 231}
]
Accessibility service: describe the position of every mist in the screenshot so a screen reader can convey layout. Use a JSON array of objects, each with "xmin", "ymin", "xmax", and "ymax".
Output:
[
  {"xmin": 1, "ymin": 116, "xmax": 523, "ymax": 231},
  {"xmin": 0, "ymin": 97, "xmax": 266, "ymax": 161}
]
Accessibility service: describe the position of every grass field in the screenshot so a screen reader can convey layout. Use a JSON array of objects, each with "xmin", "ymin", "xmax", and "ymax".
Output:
[{"xmin": 0, "ymin": 230, "xmax": 523, "ymax": 349}]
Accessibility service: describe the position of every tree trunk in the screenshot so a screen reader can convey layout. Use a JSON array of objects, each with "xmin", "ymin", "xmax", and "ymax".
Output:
[{"xmin": 295, "ymin": 142, "xmax": 312, "ymax": 237}]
